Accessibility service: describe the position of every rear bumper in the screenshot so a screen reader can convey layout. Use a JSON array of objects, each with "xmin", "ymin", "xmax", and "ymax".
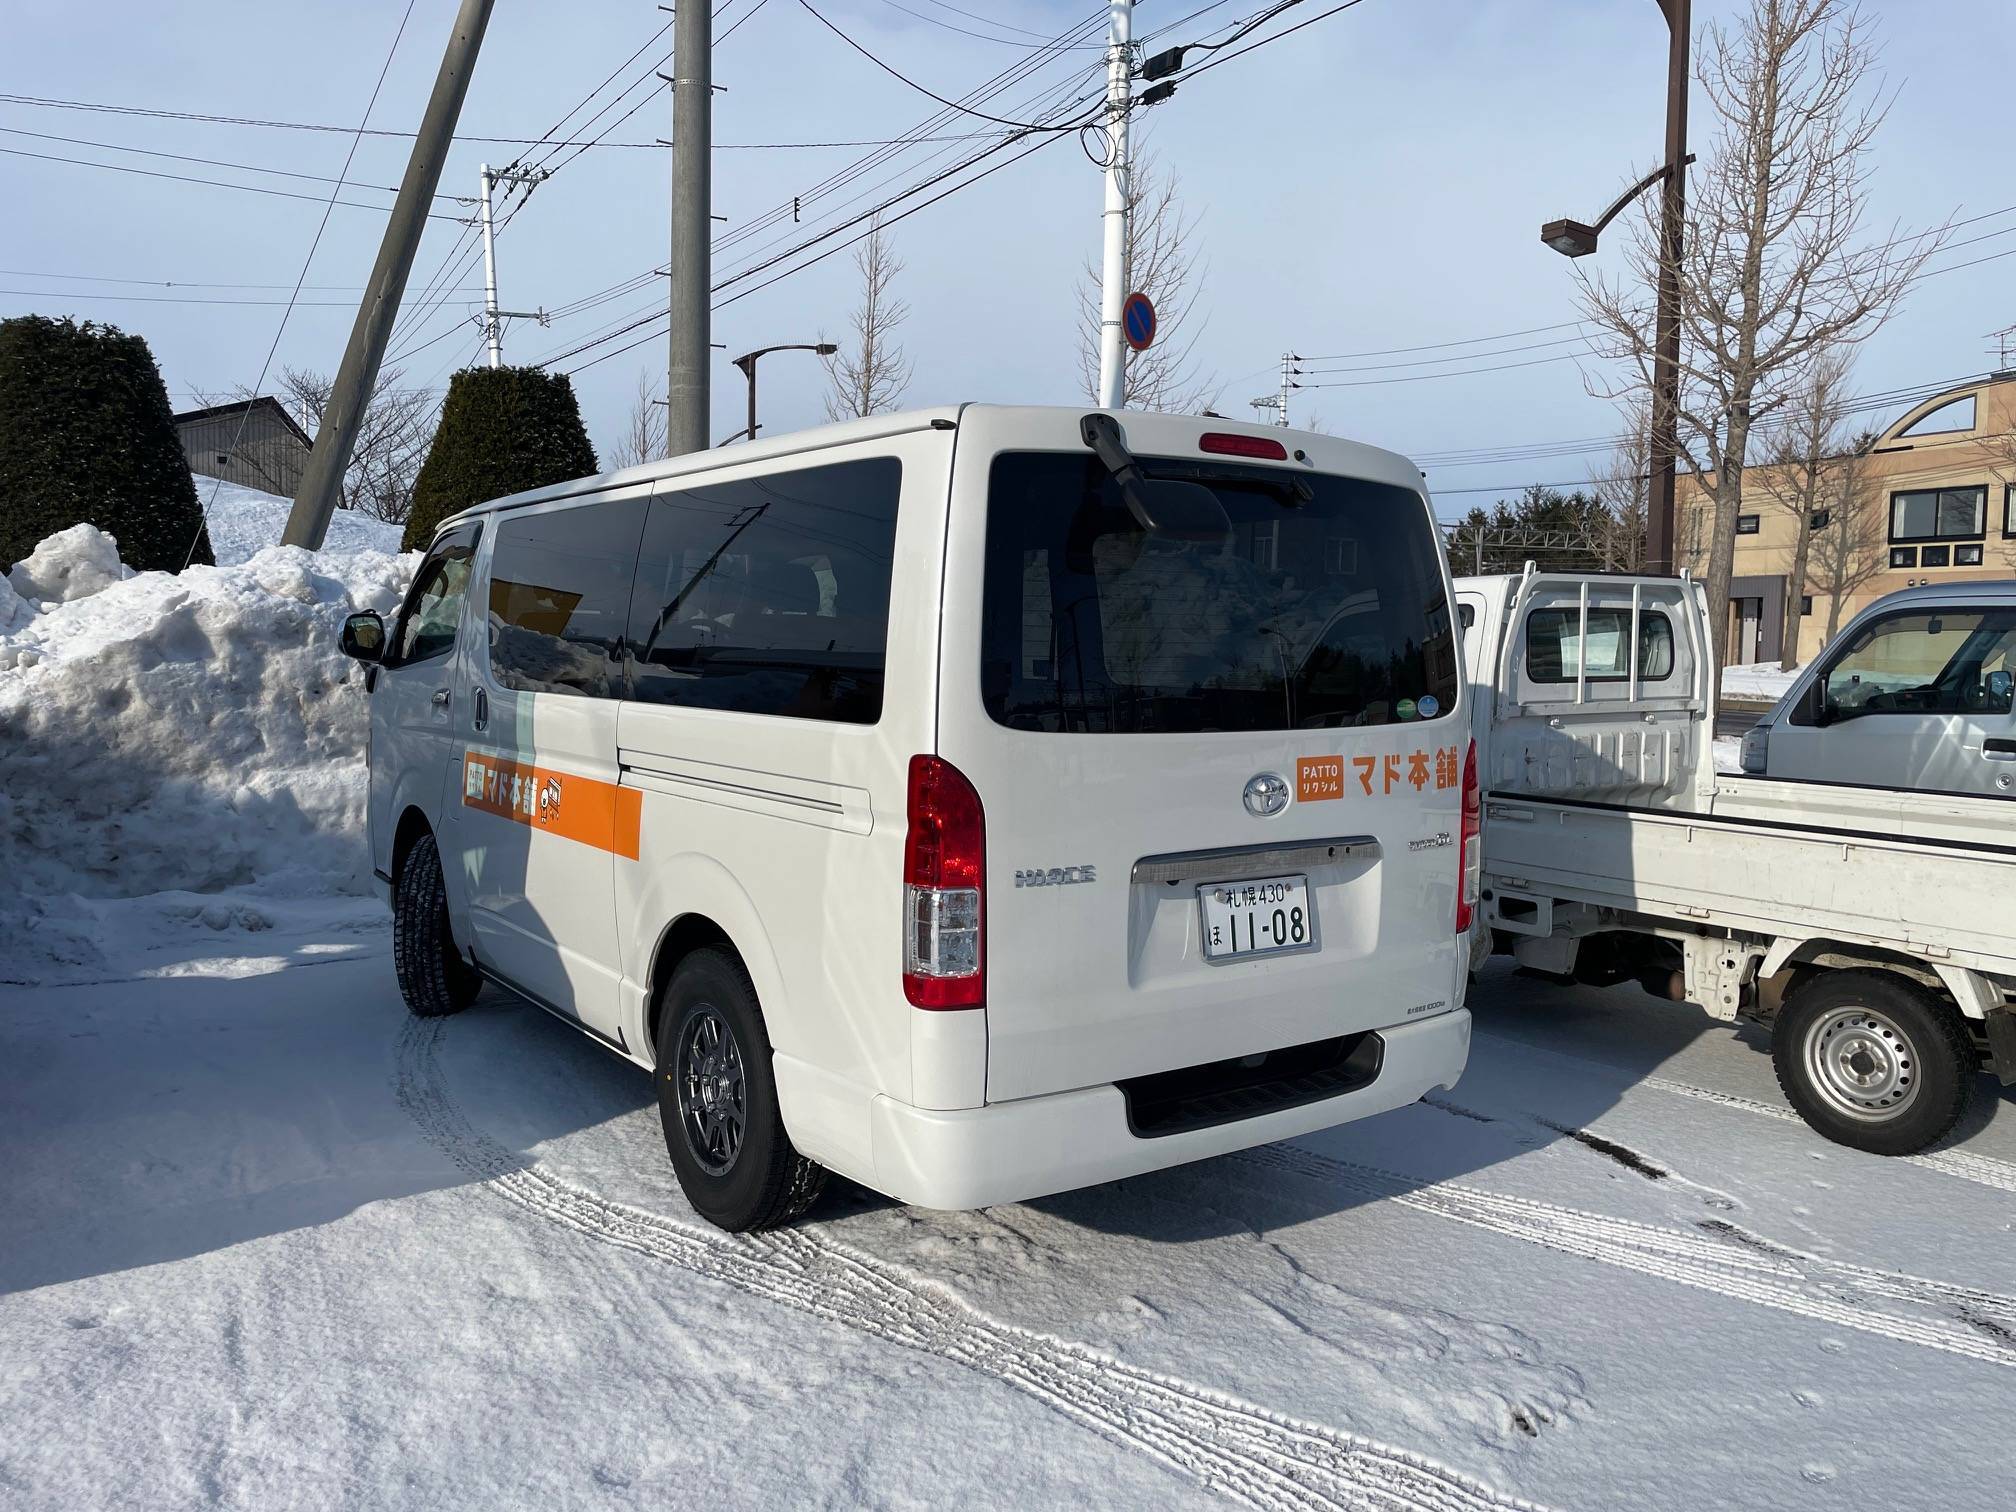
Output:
[{"xmin": 866, "ymin": 1009, "xmax": 1470, "ymax": 1210}]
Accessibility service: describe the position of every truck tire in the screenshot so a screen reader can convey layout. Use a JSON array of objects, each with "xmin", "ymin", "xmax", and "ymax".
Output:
[
  {"xmin": 393, "ymin": 832, "xmax": 481, "ymax": 1018},
  {"xmin": 655, "ymin": 947, "xmax": 826, "ymax": 1231},
  {"xmin": 1773, "ymin": 970, "xmax": 1975, "ymax": 1156}
]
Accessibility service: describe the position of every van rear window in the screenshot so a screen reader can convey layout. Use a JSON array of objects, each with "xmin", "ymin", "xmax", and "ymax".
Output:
[{"xmin": 980, "ymin": 452, "xmax": 1458, "ymax": 734}]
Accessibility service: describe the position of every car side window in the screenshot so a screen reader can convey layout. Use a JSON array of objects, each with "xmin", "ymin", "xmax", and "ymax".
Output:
[
  {"xmin": 486, "ymin": 497, "xmax": 648, "ymax": 699},
  {"xmin": 1524, "ymin": 607, "xmax": 1675, "ymax": 683},
  {"xmin": 1804, "ymin": 607, "xmax": 2016, "ymax": 723},
  {"xmin": 392, "ymin": 526, "xmax": 480, "ymax": 666}
]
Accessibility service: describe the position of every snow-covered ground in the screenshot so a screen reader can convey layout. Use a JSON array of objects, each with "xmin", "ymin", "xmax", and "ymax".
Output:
[
  {"xmin": 5, "ymin": 526, "xmax": 2013, "ymax": 1510},
  {"xmin": 4, "ymin": 930, "xmax": 2011, "ymax": 1511},
  {"xmin": 1721, "ymin": 661, "xmax": 1799, "ymax": 704},
  {"xmin": 196, "ymin": 478, "xmax": 403, "ymax": 565}
]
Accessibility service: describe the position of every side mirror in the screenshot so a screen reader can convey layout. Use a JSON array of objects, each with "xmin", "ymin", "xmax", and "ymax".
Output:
[
  {"xmin": 1987, "ymin": 669, "xmax": 2014, "ymax": 713},
  {"xmin": 1738, "ymin": 723, "xmax": 1770, "ymax": 775},
  {"xmin": 340, "ymin": 610, "xmax": 386, "ymax": 663}
]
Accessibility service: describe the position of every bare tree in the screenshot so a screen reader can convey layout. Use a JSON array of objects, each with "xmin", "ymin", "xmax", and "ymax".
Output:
[
  {"xmin": 1808, "ymin": 431, "xmax": 1886, "ymax": 643},
  {"xmin": 606, "ymin": 370, "xmax": 667, "ymax": 469},
  {"xmin": 825, "ymin": 216, "xmax": 913, "ymax": 421},
  {"xmin": 1590, "ymin": 400, "xmax": 1651, "ymax": 571},
  {"xmin": 1576, "ymin": 0, "xmax": 1943, "ymax": 697},
  {"xmin": 200, "ymin": 365, "xmax": 434, "ymax": 523},
  {"xmin": 1752, "ymin": 347, "xmax": 1853, "ymax": 666},
  {"xmin": 1076, "ymin": 153, "xmax": 1215, "ymax": 413}
]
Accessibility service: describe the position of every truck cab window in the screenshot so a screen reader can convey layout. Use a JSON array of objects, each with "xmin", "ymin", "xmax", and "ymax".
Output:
[{"xmin": 1811, "ymin": 608, "xmax": 2016, "ymax": 721}]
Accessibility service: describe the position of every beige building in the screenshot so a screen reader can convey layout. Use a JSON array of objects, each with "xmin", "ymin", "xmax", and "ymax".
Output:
[{"xmin": 1676, "ymin": 372, "xmax": 2016, "ymax": 666}]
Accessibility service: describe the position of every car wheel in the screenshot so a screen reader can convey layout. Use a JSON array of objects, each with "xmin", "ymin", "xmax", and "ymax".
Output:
[
  {"xmin": 655, "ymin": 947, "xmax": 825, "ymax": 1231},
  {"xmin": 392, "ymin": 831, "xmax": 480, "ymax": 1018},
  {"xmin": 1773, "ymin": 969, "xmax": 1975, "ymax": 1156}
]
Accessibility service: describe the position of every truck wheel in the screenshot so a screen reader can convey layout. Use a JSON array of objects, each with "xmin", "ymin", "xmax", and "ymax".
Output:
[
  {"xmin": 1773, "ymin": 970, "xmax": 1975, "ymax": 1156},
  {"xmin": 655, "ymin": 947, "xmax": 826, "ymax": 1231},
  {"xmin": 392, "ymin": 832, "xmax": 480, "ymax": 1018}
]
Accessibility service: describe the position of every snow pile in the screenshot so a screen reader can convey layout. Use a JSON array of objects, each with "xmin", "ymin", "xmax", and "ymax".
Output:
[
  {"xmin": 1720, "ymin": 661, "xmax": 1798, "ymax": 703},
  {"xmin": 196, "ymin": 477, "xmax": 404, "ymax": 566},
  {"xmin": 1, "ymin": 524, "xmax": 415, "ymax": 981}
]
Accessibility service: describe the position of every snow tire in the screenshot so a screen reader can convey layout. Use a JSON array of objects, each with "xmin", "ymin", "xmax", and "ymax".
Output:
[
  {"xmin": 1773, "ymin": 969, "xmax": 1976, "ymax": 1156},
  {"xmin": 393, "ymin": 831, "xmax": 480, "ymax": 1019},
  {"xmin": 656, "ymin": 947, "xmax": 826, "ymax": 1232}
]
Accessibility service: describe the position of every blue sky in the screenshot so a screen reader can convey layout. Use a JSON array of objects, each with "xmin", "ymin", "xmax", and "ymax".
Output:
[{"xmin": 5, "ymin": 0, "xmax": 2011, "ymax": 514}]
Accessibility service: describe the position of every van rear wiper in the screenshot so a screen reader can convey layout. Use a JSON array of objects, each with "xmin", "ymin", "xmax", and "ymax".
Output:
[
  {"xmin": 1080, "ymin": 414, "xmax": 1234, "ymax": 541},
  {"xmin": 1080, "ymin": 413, "xmax": 1311, "ymax": 516}
]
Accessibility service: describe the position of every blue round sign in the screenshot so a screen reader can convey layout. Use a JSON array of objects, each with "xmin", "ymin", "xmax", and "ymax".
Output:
[{"xmin": 1122, "ymin": 292, "xmax": 1156, "ymax": 352}]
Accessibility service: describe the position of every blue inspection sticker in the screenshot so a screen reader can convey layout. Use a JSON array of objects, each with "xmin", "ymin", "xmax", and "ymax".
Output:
[{"xmin": 1417, "ymin": 694, "xmax": 1440, "ymax": 719}]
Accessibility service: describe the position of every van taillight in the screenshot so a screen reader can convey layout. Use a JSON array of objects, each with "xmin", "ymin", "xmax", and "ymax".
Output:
[
  {"xmin": 1455, "ymin": 739, "xmax": 1481, "ymax": 935},
  {"xmin": 903, "ymin": 755, "xmax": 984, "ymax": 1009}
]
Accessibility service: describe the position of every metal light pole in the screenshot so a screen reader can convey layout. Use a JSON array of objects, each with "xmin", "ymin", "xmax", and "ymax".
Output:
[
  {"xmin": 284, "ymin": 0, "xmax": 496, "ymax": 550},
  {"xmin": 729, "ymin": 343, "xmax": 837, "ymax": 444},
  {"xmin": 477, "ymin": 162, "xmax": 550, "ymax": 367},
  {"xmin": 1096, "ymin": 0, "xmax": 1134, "ymax": 410},
  {"xmin": 666, "ymin": 0, "xmax": 712, "ymax": 456},
  {"xmin": 1539, "ymin": 0, "xmax": 1690, "ymax": 575}
]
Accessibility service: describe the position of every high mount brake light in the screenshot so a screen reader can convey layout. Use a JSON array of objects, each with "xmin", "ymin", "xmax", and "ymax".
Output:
[
  {"xmin": 903, "ymin": 755, "xmax": 985, "ymax": 1009},
  {"xmin": 1199, "ymin": 432, "xmax": 1288, "ymax": 461},
  {"xmin": 1455, "ymin": 739, "xmax": 1481, "ymax": 935}
]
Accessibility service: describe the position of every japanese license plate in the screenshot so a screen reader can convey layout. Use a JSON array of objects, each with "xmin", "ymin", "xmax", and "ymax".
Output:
[{"xmin": 1197, "ymin": 875, "xmax": 1316, "ymax": 962}]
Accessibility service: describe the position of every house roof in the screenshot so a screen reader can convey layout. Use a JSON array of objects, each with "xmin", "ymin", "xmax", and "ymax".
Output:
[{"xmin": 171, "ymin": 395, "xmax": 314, "ymax": 450}]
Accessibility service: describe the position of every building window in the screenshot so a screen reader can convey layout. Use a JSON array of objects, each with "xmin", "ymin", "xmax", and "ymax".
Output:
[
  {"xmin": 1889, "ymin": 485, "xmax": 1986, "ymax": 544},
  {"xmin": 1736, "ymin": 514, "xmax": 1760, "ymax": 535},
  {"xmin": 1801, "ymin": 595, "xmax": 1814, "ymax": 616},
  {"xmin": 1891, "ymin": 546, "xmax": 1917, "ymax": 569},
  {"xmin": 2005, "ymin": 483, "xmax": 2016, "ymax": 539},
  {"xmin": 1921, "ymin": 544, "xmax": 1952, "ymax": 568},
  {"xmin": 1957, "ymin": 543, "xmax": 1984, "ymax": 567},
  {"xmin": 1808, "ymin": 509, "xmax": 1831, "ymax": 531},
  {"xmin": 1898, "ymin": 393, "xmax": 1977, "ymax": 438}
]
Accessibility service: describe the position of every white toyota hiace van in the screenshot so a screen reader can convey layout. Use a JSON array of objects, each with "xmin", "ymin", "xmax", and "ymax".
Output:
[{"xmin": 340, "ymin": 406, "xmax": 1477, "ymax": 1230}]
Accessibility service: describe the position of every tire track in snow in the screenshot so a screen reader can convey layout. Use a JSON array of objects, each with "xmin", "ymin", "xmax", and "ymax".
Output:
[
  {"xmin": 1232, "ymin": 1144, "xmax": 2016, "ymax": 1370},
  {"xmin": 395, "ymin": 1019, "xmax": 1549, "ymax": 1512},
  {"xmin": 1636, "ymin": 1075, "xmax": 2016, "ymax": 1196}
]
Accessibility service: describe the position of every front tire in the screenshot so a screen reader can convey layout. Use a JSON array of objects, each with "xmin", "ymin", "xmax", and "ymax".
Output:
[
  {"xmin": 1773, "ymin": 969, "xmax": 1975, "ymax": 1156},
  {"xmin": 655, "ymin": 947, "xmax": 825, "ymax": 1231},
  {"xmin": 392, "ymin": 831, "xmax": 480, "ymax": 1018}
]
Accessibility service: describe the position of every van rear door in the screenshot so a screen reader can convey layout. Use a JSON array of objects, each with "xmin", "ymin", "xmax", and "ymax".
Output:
[{"xmin": 935, "ymin": 409, "xmax": 1469, "ymax": 1104}]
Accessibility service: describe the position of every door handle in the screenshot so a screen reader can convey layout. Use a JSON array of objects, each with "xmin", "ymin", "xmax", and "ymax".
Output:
[
  {"xmin": 431, "ymin": 688, "xmax": 451, "ymax": 708},
  {"xmin": 472, "ymin": 687, "xmax": 489, "ymax": 731},
  {"xmin": 1984, "ymin": 737, "xmax": 2016, "ymax": 760}
]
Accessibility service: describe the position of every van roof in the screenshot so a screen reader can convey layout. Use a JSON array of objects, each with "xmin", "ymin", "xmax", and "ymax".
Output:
[{"xmin": 433, "ymin": 403, "xmax": 1427, "ymax": 532}]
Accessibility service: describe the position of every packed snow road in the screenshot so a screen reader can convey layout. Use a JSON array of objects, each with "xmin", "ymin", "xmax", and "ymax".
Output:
[{"xmin": 4, "ymin": 922, "xmax": 2012, "ymax": 1511}]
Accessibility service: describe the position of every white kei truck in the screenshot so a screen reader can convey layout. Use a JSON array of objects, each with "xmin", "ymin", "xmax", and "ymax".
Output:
[{"xmin": 1455, "ymin": 568, "xmax": 2016, "ymax": 1155}]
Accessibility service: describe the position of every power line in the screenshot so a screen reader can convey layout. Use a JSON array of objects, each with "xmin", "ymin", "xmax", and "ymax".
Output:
[
  {"xmin": 0, "ymin": 268, "xmax": 479, "ymax": 292},
  {"xmin": 876, "ymin": 0, "xmax": 1103, "ymax": 48},
  {"xmin": 0, "ymin": 287, "xmax": 443, "ymax": 308},
  {"xmin": 0, "ymin": 144, "xmax": 465, "ymax": 219},
  {"xmin": 0, "ymin": 124, "xmax": 464, "ymax": 200}
]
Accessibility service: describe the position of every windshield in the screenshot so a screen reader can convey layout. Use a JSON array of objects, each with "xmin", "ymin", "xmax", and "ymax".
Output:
[{"xmin": 980, "ymin": 451, "xmax": 1459, "ymax": 734}]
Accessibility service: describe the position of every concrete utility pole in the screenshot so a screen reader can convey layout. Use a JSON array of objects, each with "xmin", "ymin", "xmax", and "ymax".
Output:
[
  {"xmin": 1095, "ymin": 0, "xmax": 1134, "ymax": 410},
  {"xmin": 1646, "ymin": 0, "xmax": 1691, "ymax": 577},
  {"xmin": 666, "ymin": 0, "xmax": 713, "ymax": 455},
  {"xmin": 284, "ymin": 0, "xmax": 496, "ymax": 549},
  {"xmin": 478, "ymin": 162, "xmax": 551, "ymax": 367}
]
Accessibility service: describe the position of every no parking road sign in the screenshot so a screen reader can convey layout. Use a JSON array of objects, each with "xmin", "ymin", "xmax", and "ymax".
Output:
[{"xmin": 1122, "ymin": 291, "xmax": 1156, "ymax": 351}]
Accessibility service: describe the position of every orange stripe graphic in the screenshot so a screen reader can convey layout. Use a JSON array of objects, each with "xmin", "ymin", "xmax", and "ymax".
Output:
[{"xmin": 461, "ymin": 751, "xmax": 642, "ymax": 860}]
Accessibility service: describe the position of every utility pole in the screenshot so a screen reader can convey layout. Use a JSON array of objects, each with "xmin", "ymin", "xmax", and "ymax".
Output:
[
  {"xmin": 478, "ymin": 162, "xmax": 550, "ymax": 367},
  {"xmin": 1095, "ymin": 0, "xmax": 1134, "ymax": 410},
  {"xmin": 1646, "ymin": 0, "xmax": 1691, "ymax": 577},
  {"xmin": 284, "ymin": 0, "xmax": 495, "ymax": 550},
  {"xmin": 1277, "ymin": 352, "xmax": 1293, "ymax": 428},
  {"xmin": 666, "ymin": 0, "xmax": 712, "ymax": 455}
]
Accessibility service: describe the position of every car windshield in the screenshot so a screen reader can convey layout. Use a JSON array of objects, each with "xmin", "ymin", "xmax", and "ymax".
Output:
[{"xmin": 980, "ymin": 451, "xmax": 1459, "ymax": 733}]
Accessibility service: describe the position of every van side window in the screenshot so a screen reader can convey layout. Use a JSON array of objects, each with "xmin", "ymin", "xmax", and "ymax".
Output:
[
  {"xmin": 392, "ymin": 525, "xmax": 480, "ymax": 665},
  {"xmin": 487, "ymin": 498, "xmax": 647, "ymax": 699},
  {"xmin": 1525, "ymin": 607, "xmax": 1674, "ymax": 683},
  {"xmin": 1801, "ymin": 607, "xmax": 2016, "ymax": 723},
  {"xmin": 627, "ymin": 458, "xmax": 901, "ymax": 724}
]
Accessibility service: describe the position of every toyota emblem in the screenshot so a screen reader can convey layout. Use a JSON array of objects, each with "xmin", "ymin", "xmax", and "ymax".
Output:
[{"xmin": 1243, "ymin": 771, "xmax": 1290, "ymax": 818}]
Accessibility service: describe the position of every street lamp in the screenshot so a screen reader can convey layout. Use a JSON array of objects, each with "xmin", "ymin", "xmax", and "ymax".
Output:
[
  {"xmin": 1539, "ymin": 0, "xmax": 1691, "ymax": 576},
  {"xmin": 729, "ymin": 342, "xmax": 838, "ymax": 445}
]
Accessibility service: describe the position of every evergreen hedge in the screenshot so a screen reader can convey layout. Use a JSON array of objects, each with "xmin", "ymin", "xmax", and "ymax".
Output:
[
  {"xmin": 403, "ymin": 366, "xmax": 599, "ymax": 551},
  {"xmin": 0, "ymin": 315, "xmax": 212, "ymax": 573}
]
